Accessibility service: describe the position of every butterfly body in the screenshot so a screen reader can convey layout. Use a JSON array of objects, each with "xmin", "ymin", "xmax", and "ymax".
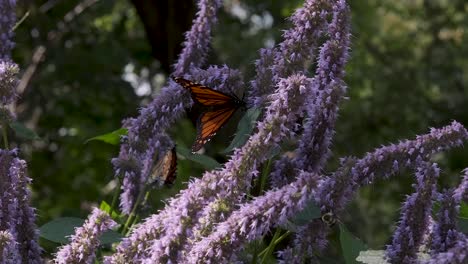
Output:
[{"xmin": 173, "ymin": 77, "xmax": 246, "ymax": 152}]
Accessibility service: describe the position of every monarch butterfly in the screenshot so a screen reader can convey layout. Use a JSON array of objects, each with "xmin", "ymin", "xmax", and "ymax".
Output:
[
  {"xmin": 173, "ymin": 77, "xmax": 246, "ymax": 152},
  {"xmin": 148, "ymin": 147, "xmax": 177, "ymax": 186}
]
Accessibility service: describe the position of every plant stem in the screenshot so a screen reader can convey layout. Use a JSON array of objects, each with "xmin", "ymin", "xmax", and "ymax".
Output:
[
  {"xmin": 259, "ymin": 230, "xmax": 291, "ymax": 258},
  {"xmin": 109, "ymin": 179, "xmax": 121, "ymax": 217},
  {"xmin": 122, "ymin": 187, "xmax": 146, "ymax": 234},
  {"xmin": 260, "ymin": 228, "xmax": 282, "ymax": 264},
  {"xmin": 259, "ymin": 159, "xmax": 272, "ymax": 193},
  {"xmin": 2, "ymin": 122, "xmax": 9, "ymax": 149}
]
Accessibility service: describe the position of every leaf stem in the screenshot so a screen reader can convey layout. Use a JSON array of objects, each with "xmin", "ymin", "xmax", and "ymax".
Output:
[
  {"xmin": 109, "ymin": 179, "xmax": 121, "ymax": 217},
  {"xmin": 2, "ymin": 122, "xmax": 9, "ymax": 149},
  {"xmin": 121, "ymin": 187, "xmax": 146, "ymax": 234},
  {"xmin": 260, "ymin": 228, "xmax": 282, "ymax": 263}
]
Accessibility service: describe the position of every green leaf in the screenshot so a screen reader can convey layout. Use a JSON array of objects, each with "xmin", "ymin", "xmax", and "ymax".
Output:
[
  {"xmin": 176, "ymin": 146, "xmax": 220, "ymax": 170},
  {"xmin": 99, "ymin": 201, "xmax": 120, "ymax": 219},
  {"xmin": 223, "ymin": 108, "xmax": 261, "ymax": 153},
  {"xmin": 100, "ymin": 229, "xmax": 123, "ymax": 244},
  {"xmin": 459, "ymin": 202, "xmax": 468, "ymax": 217},
  {"xmin": 290, "ymin": 201, "xmax": 321, "ymax": 226},
  {"xmin": 39, "ymin": 217, "xmax": 121, "ymax": 245},
  {"xmin": 340, "ymin": 224, "xmax": 368, "ymax": 264},
  {"xmin": 9, "ymin": 122, "xmax": 40, "ymax": 140},
  {"xmin": 86, "ymin": 128, "xmax": 128, "ymax": 145}
]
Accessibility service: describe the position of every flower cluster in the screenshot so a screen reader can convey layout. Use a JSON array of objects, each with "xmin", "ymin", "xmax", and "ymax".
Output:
[
  {"xmin": 54, "ymin": 208, "xmax": 117, "ymax": 264},
  {"xmin": 2, "ymin": 0, "xmax": 468, "ymax": 263},
  {"xmin": 0, "ymin": 149, "xmax": 42, "ymax": 263},
  {"xmin": 0, "ymin": 0, "xmax": 16, "ymax": 61}
]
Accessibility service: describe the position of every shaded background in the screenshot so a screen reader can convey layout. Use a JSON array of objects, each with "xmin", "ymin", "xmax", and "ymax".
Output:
[{"xmin": 11, "ymin": 0, "xmax": 468, "ymax": 258}]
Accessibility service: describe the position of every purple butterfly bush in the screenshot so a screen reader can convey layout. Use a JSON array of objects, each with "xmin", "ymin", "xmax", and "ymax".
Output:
[
  {"xmin": 54, "ymin": 208, "xmax": 117, "ymax": 264},
  {"xmin": 106, "ymin": 0, "xmax": 468, "ymax": 263},
  {"xmin": 0, "ymin": 1, "xmax": 43, "ymax": 263},
  {"xmin": 0, "ymin": 149, "xmax": 42, "ymax": 263},
  {"xmin": 112, "ymin": 0, "xmax": 231, "ymax": 214},
  {"xmin": 0, "ymin": 0, "xmax": 16, "ymax": 61},
  {"xmin": 1, "ymin": 0, "xmax": 468, "ymax": 263}
]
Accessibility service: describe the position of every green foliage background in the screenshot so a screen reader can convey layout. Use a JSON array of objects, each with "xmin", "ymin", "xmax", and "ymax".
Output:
[{"xmin": 11, "ymin": 0, "xmax": 468, "ymax": 259}]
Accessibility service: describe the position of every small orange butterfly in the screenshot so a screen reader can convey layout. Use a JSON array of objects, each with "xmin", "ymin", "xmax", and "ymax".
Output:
[
  {"xmin": 149, "ymin": 147, "xmax": 177, "ymax": 186},
  {"xmin": 173, "ymin": 77, "xmax": 246, "ymax": 152}
]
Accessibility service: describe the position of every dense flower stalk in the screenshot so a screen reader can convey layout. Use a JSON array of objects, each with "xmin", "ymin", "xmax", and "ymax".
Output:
[
  {"xmin": 271, "ymin": 0, "xmax": 350, "ymax": 188},
  {"xmin": 0, "ymin": 230, "xmax": 17, "ymax": 263},
  {"xmin": 386, "ymin": 162, "xmax": 439, "ymax": 264},
  {"xmin": 173, "ymin": 0, "xmax": 222, "ymax": 76},
  {"xmin": 317, "ymin": 121, "xmax": 468, "ymax": 215},
  {"xmin": 0, "ymin": 149, "xmax": 42, "ymax": 264},
  {"xmin": 430, "ymin": 189, "xmax": 465, "ymax": 254},
  {"xmin": 430, "ymin": 168, "xmax": 468, "ymax": 255},
  {"xmin": 0, "ymin": 62, "xmax": 18, "ymax": 106},
  {"xmin": 54, "ymin": 208, "xmax": 117, "ymax": 264},
  {"xmin": 0, "ymin": 0, "xmax": 16, "ymax": 60},
  {"xmin": 423, "ymin": 237, "xmax": 468, "ymax": 264},
  {"xmin": 114, "ymin": 0, "xmax": 225, "ymax": 214},
  {"xmin": 186, "ymin": 171, "xmax": 320, "ymax": 263},
  {"xmin": 106, "ymin": 75, "xmax": 314, "ymax": 263},
  {"xmin": 284, "ymin": 121, "xmax": 468, "ymax": 260},
  {"xmin": 454, "ymin": 168, "xmax": 468, "ymax": 203},
  {"xmin": 248, "ymin": 0, "xmax": 332, "ymax": 108}
]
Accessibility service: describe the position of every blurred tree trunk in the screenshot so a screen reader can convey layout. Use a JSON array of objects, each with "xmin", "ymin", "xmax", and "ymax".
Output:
[{"xmin": 130, "ymin": 0, "xmax": 196, "ymax": 73}]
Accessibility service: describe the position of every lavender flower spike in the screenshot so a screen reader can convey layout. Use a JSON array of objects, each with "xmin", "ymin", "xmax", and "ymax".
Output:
[
  {"xmin": 107, "ymin": 75, "xmax": 313, "ymax": 263},
  {"xmin": 115, "ymin": 0, "xmax": 223, "ymax": 214},
  {"xmin": 453, "ymin": 168, "xmax": 468, "ymax": 203},
  {"xmin": 318, "ymin": 121, "xmax": 468, "ymax": 215},
  {"xmin": 0, "ymin": 149, "xmax": 42, "ymax": 264},
  {"xmin": 430, "ymin": 189, "xmax": 466, "ymax": 254},
  {"xmin": 386, "ymin": 162, "xmax": 440, "ymax": 264},
  {"xmin": 54, "ymin": 208, "xmax": 117, "ymax": 264},
  {"xmin": 186, "ymin": 171, "xmax": 320, "ymax": 263},
  {"xmin": 424, "ymin": 237, "xmax": 468, "ymax": 264},
  {"xmin": 173, "ymin": 0, "xmax": 222, "ymax": 75},
  {"xmin": 249, "ymin": 0, "xmax": 333, "ymax": 108},
  {"xmin": 0, "ymin": 0, "xmax": 16, "ymax": 60},
  {"xmin": 0, "ymin": 62, "xmax": 18, "ymax": 105},
  {"xmin": 0, "ymin": 230, "xmax": 17, "ymax": 263}
]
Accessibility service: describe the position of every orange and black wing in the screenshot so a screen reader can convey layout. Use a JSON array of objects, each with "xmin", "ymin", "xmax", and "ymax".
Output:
[
  {"xmin": 173, "ymin": 77, "xmax": 235, "ymax": 107},
  {"xmin": 149, "ymin": 147, "xmax": 177, "ymax": 186},
  {"xmin": 161, "ymin": 147, "xmax": 177, "ymax": 185},
  {"xmin": 192, "ymin": 107, "xmax": 237, "ymax": 152}
]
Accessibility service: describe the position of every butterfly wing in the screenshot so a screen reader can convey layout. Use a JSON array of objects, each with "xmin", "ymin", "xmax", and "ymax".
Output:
[
  {"xmin": 162, "ymin": 147, "xmax": 177, "ymax": 185},
  {"xmin": 149, "ymin": 147, "xmax": 177, "ymax": 186},
  {"xmin": 173, "ymin": 77, "xmax": 236, "ymax": 107},
  {"xmin": 192, "ymin": 106, "xmax": 237, "ymax": 152}
]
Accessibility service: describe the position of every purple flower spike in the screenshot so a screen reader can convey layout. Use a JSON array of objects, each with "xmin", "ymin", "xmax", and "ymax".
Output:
[
  {"xmin": 453, "ymin": 168, "xmax": 468, "ymax": 203},
  {"xmin": 115, "ymin": 0, "xmax": 224, "ymax": 214},
  {"xmin": 0, "ymin": 230, "xmax": 18, "ymax": 263},
  {"xmin": 186, "ymin": 171, "xmax": 320, "ymax": 263},
  {"xmin": 54, "ymin": 208, "xmax": 117, "ymax": 264},
  {"xmin": 431, "ymin": 189, "xmax": 466, "ymax": 255},
  {"xmin": 273, "ymin": 0, "xmax": 333, "ymax": 80},
  {"xmin": 249, "ymin": 0, "xmax": 334, "ymax": 108},
  {"xmin": 271, "ymin": 0, "xmax": 351, "ymax": 191},
  {"xmin": 0, "ymin": 0, "xmax": 16, "ymax": 60},
  {"xmin": 0, "ymin": 61, "xmax": 18, "ymax": 105},
  {"xmin": 0, "ymin": 149, "xmax": 42, "ymax": 264},
  {"xmin": 424, "ymin": 237, "xmax": 468, "ymax": 264},
  {"xmin": 318, "ymin": 121, "xmax": 468, "ymax": 215},
  {"xmin": 386, "ymin": 162, "xmax": 440, "ymax": 264},
  {"xmin": 173, "ymin": 0, "xmax": 223, "ymax": 76},
  {"xmin": 107, "ymin": 75, "xmax": 314, "ymax": 263}
]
